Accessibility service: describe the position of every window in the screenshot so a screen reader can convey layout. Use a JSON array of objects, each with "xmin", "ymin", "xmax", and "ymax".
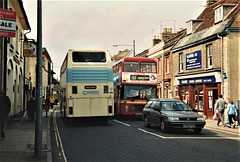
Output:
[
  {"xmin": 140, "ymin": 62, "xmax": 156, "ymax": 73},
  {"xmin": 187, "ymin": 21, "xmax": 192, "ymax": 35},
  {"xmin": 72, "ymin": 52, "xmax": 106, "ymax": 62},
  {"xmin": 150, "ymin": 101, "xmax": 160, "ymax": 109},
  {"xmin": 158, "ymin": 58, "xmax": 161, "ymax": 75},
  {"xmin": 179, "ymin": 53, "xmax": 183, "ymax": 72},
  {"xmin": 166, "ymin": 57, "xmax": 169, "ymax": 74},
  {"xmin": 215, "ymin": 6, "xmax": 223, "ymax": 23},
  {"xmin": 72, "ymin": 86, "xmax": 77, "ymax": 94},
  {"xmin": 206, "ymin": 44, "xmax": 213, "ymax": 68},
  {"xmin": 123, "ymin": 61, "xmax": 139, "ymax": 72}
]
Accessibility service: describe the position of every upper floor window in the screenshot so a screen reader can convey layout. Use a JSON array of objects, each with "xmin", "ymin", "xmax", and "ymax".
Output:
[
  {"xmin": 166, "ymin": 57, "xmax": 169, "ymax": 74},
  {"xmin": 179, "ymin": 53, "xmax": 183, "ymax": 72},
  {"xmin": 206, "ymin": 44, "xmax": 213, "ymax": 68},
  {"xmin": 140, "ymin": 62, "xmax": 156, "ymax": 73},
  {"xmin": 215, "ymin": 6, "xmax": 223, "ymax": 23},
  {"xmin": 158, "ymin": 58, "xmax": 161, "ymax": 75},
  {"xmin": 187, "ymin": 21, "xmax": 192, "ymax": 35}
]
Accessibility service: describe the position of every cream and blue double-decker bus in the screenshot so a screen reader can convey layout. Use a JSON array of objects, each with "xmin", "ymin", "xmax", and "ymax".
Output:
[{"xmin": 60, "ymin": 49, "xmax": 114, "ymax": 120}]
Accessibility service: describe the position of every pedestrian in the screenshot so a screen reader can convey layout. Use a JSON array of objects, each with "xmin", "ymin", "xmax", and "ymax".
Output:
[
  {"xmin": 50, "ymin": 96, "xmax": 55, "ymax": 109},
  {"xmin": 27, "ymin": 97, "xmax": 36, "ymax": 121},
  {"xmin": 226, "ymin": 99, "xmax": 238, "ymax": 128},
  {"xmin": 42, "ymin": 96, "xmax": 46, "ymax": 110},
  {"xmin": 0, "ymin": 90, "xmax": 11, "ymax": 138},
  {"xmin": 215, "ymin": 94, "xmax": 227, "ymax": 126}
]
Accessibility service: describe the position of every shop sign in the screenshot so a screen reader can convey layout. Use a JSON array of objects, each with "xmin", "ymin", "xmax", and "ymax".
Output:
[
  {"xmin": 179, "ymin": 77, "xmax": 215, "ymax": 85},
  {"xmin": 0, "ymin": 9, "xmax": 16, "ymax": 37},
  {"xmin": 186, "ymin": 50, "xmax": 202, "ymax": 70}
]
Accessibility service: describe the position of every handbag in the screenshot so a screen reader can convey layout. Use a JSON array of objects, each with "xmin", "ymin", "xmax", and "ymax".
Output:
[
  {"xmin": 213, "ymin": 113, "xmax": 218, "ymax": 120},
  {"xmin": 225, "ymin": 115, "xmax": 229, "ymax": 123}
]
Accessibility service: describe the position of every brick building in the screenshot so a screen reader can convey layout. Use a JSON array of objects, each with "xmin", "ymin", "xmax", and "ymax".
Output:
[{"xmin": 171, "ymin": 0, "xmax": 240, "ymax": 119}]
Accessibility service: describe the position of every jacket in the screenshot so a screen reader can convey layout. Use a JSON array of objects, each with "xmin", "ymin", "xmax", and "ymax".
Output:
[
  {"xmin": 227, "ymin": 104, "xmax": 238, "ymax": 115},
  {"xmin": 0, "ymin": 94, "xmax": 11, "ymax": 119},
  {"xmin": 215, "ymin": 98, "xmax": 227, "ymax": 111}
]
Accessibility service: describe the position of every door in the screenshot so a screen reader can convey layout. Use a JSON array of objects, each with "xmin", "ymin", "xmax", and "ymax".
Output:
[{"xmin": 206, "ymin": 90, "xmax": 214, "ymax": 119}]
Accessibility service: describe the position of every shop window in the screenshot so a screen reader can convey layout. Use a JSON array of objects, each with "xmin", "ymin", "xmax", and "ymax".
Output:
[{"xmin": 206, "ymin": 44, "xmax": 213, "ymax": 68}]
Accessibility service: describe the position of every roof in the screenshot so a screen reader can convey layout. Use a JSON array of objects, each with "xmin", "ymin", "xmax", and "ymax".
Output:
[
  {"xmin": 171, "ymin": 18, "xmax": 234, "ymax": 52},
  {"xmin": 195, "ymin": 0, "xmax": 240, "ymax": 33},
  {"xmin": 171, "ymin": 0, "xmax": 240, "ymax": 52}
]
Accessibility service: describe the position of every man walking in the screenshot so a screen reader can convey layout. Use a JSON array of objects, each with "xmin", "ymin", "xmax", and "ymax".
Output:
[
  {"xmin": 215, "ymin": 94, "xmax": 227, "ymax": 126},
  {"xmin": 0, "ymin": 90, "xmax": 11, "ymax": 138}
]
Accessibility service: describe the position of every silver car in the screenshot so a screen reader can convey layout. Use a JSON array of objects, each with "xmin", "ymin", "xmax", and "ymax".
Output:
[{"xmin": 142, "ymin": 99, "xmax": 206, "ymax": 134}]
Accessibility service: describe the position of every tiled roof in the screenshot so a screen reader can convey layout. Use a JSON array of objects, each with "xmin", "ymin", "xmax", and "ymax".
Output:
[{"xmin": 195, "ymin": 0, "xmax": 240, "ymax": 33}]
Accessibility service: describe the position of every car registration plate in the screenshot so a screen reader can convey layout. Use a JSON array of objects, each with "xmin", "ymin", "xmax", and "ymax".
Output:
[{"xmin": 183, "ymin": 125, "xmax": 195, "ymax": 128}]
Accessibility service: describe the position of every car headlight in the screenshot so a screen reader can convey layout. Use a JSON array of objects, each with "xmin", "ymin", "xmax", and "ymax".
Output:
[
  {"xmin": 168, "ymin": 117, "xmax": 179, "ymax": 121},
  {"xmin": 197, "ymin": 117, "xmax": 205, "ymax": 121}
]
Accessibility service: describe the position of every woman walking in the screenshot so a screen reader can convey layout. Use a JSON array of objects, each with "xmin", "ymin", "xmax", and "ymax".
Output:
[{"xmin": 226, "ymin": 99, "xmax": 238, "ymax": 128}]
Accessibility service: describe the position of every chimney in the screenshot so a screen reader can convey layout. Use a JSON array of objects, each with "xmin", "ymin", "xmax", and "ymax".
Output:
[
  {"xmin": 206, "ymin": 0, "xmax": 218, "ymax": 7},
  {"xmin": 153, "ymin": 35, "xmax": 161, "ymax": 46},
  {"xmin": 167, "ymin": 28, "xmax": 172, "ymax": 33}
]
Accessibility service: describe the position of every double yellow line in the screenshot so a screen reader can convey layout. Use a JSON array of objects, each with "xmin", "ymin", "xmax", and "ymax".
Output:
[{"xmin": 53, "ymin": 108, "xmax": 67, "ymax": 162}]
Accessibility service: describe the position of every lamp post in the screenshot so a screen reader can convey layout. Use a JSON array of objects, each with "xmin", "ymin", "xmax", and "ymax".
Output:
[{"xmin": 113, "ymin": 40, "xmax": 135, "ymax": 57}]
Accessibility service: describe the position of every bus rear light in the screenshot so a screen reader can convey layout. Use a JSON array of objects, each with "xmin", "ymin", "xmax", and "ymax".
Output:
[
  {"xmin": 69, "ymin": 107, "xmax": 73, "ymax": 115},
  {"xmin": 108, "ymin": 106, "xmax": 112, "ymax": 114}
]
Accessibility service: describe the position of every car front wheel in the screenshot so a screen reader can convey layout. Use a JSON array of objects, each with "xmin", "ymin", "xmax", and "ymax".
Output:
[
  {"xmin": 160, "ymin": 119, "xmax": 166, "ymax": 132},
  {"xmin": 144, "ymin": 116, "xmax": 150, "ymax": 127}
]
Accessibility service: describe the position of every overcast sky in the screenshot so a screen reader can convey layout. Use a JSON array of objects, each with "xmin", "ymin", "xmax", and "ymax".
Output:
[{"xmin": 22, "ymin": 0, "xmax": 206, "ymax": 79}]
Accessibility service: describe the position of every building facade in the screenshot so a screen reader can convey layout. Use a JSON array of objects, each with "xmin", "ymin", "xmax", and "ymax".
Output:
[
  {"xmin": 1, "ymin": 0, "xmax": 31, "ymax": 118},
  {"xmin": 171, "ymin": 0, "xmax": 240, "ymax": 119}
]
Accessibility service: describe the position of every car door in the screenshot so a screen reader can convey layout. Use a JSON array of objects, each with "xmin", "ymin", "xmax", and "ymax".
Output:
[{"xmin": 151, "ymin": 101, "xmax": 161, "ymax": 125}]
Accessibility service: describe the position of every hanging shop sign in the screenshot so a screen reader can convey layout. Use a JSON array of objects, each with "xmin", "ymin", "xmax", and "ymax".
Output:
[
  {"xmin": 186, "ymin": 50, "xmax": 202, "ymax": 70},
  {"xmin": 0, "ymin": 9, "xmax": 16, "ymax": 37}
]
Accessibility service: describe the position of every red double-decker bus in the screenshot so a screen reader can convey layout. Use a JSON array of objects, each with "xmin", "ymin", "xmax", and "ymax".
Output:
[{"xmin": 113, "ymin": 57, "xmax": 157, "ymax": 115}]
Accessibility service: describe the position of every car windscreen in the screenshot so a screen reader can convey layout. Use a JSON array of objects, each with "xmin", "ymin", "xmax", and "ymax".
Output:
[
  {"xmin": 161, "ymin": 101, "xmax": 190, "ymax": 111},
  {"xmin": 72, "ymin": 52, "xmax": 106, "ymax": 62}
]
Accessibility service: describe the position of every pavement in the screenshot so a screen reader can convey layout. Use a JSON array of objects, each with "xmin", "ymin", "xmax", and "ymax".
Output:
[
  {"xmin": 0, "ymin": 109, "xmax": 52, "ymax": 162},
  {"xmin": 0, "ymin": 111, "xmax": 239, "ymax": 162}
]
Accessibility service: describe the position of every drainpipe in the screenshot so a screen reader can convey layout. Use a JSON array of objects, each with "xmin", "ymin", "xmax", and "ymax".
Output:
[{"xmin": 217, "ymin": 34, "xmax": 223, "ymax": 96}]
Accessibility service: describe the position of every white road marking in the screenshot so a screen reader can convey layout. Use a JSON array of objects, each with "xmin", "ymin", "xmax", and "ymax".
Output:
[
  {"xmin": 113, "ymin": 119, "xmax": 131, "ymax": 127},
  {"xmin": 138, "ymin": 128, "xmax": 240, "ymax": 140}
]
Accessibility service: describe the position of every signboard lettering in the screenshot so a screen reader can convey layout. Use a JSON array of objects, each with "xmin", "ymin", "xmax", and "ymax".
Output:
[
  {"xmin": 0, "ymin": 9, "xmax": 16, "ymax": 37},
  {"xmin": 179, "ymin": 77, "xmax": 215, "ymax": 85},
  {"xmin": 186, "ymin": 50, "xmax": 202, "ymax": 70}
]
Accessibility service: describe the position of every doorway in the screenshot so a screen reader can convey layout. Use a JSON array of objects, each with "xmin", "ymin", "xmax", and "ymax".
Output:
[{"xmin": 206, "ymin": 89, "xmax": 218, "ymax": 119}]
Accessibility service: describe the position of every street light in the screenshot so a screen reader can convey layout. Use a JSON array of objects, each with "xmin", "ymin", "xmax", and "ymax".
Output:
[{"xmin": 113, "ymin": 40, "xmax": 135, "ymax": 57}]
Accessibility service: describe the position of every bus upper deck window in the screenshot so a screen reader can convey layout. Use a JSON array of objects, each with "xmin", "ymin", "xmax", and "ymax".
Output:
[
  {"xmin": 123, "ymin": 61, "xmax": 139, "ymax": 72},
  {"xmin": 72, "ymin": 86, "xmax": 77, "ymax": 94}
]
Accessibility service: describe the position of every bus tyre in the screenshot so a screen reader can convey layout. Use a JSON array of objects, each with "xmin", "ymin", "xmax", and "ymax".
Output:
[
  {"xmin": 160, "ymin": 119, "xmax": 166, "ymax": 132},
  {"xmin": 144, "ymin": 116, "xmax": 150, "ymax": 127}
]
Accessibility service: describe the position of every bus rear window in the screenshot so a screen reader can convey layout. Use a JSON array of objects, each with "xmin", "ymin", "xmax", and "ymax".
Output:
[
  {"xmin": 72, "ymin": 52, "xmax": 106, "ymax": 62},
  {"xmin": 123, "ymin": 61, "xmax": 139, "ymax": 72}
]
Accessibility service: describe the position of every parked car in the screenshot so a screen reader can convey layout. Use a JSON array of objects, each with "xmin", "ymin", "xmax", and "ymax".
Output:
[{"xmin": 142, "ymin": 99, "xmax": 205, "ymax": 134}]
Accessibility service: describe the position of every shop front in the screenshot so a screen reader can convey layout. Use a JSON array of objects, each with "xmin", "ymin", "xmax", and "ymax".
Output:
[{"xmin": 177, "ymin": 75, "xmax": 221, "ymax": 119}]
